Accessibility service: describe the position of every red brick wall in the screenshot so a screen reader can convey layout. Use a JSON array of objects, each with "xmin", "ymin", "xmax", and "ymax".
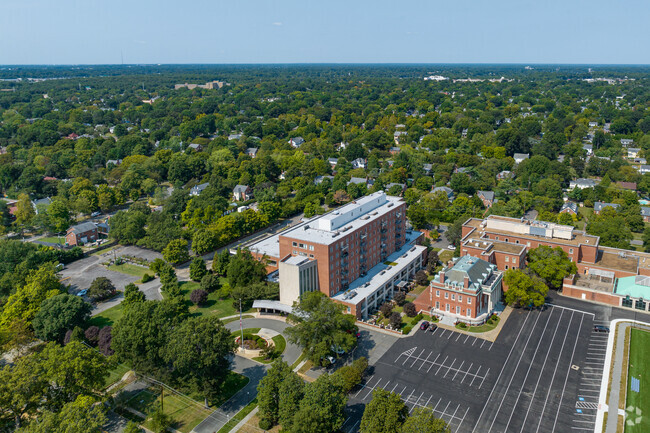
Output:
[
  {"xmin": 413, "ymin": 283, "xmax": 480, "ymax": 318},
  {"xmin": 575, "ymin": 263, "xmax": 636, "ymax": 279},
  {"xmin": 562, "ymin": 284, "xmax": 621, "ymax": 307}
]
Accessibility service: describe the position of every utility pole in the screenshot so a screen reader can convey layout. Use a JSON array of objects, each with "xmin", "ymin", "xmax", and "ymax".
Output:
[
  {"xmin": 160, "ymin": 384, "xmax": 164, "ymax": 412},
  {"xmin": 240, "ymin": 298, "xmax": 244, "ymax": 350}
]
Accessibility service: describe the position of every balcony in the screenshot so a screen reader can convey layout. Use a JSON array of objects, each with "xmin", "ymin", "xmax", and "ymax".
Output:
[
  {"xmin": 341, "ymin": 244, "xmax": 349, "ymax": 252},
  {"xmin": 380, "ymin": 228, "xmax": 388, "ymax": 234},
  {"xmin": 360, "ymin": 233, "xmax": 367, "ymax": 240},
  {"xmin": 342, "ymin": 251, "xmax": 349, "ymax": 258}
]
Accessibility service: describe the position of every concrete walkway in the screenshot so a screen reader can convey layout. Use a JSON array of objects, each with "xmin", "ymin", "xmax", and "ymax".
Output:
[
  {"xmin": 597, "ymin": 320, "xmax": 650, "ymax": 433},
  {"xmin": 191, "ymin": 318, "xmax": 301, "ymax": 433}
]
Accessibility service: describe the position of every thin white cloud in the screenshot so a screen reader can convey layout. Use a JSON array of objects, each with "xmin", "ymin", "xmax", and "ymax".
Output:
[{"xmin": 272, "ymin": 22, "xmax": 283, "ymax": 26}]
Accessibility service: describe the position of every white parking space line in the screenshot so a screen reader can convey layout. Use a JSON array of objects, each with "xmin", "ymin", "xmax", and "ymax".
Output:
[
  {"xmin": 515, "ymin": 308, "xmax": 566, "ymax": 433},
  {"xmin": 353, "ymin": 375, "xmax": 374, "ymax": 398},
  {"xmin": 432, "ymin": 397, "xmax": 442, "ymax": 413},
  {"xmin": 487, "ymin": 309, "xmax": 551, "ymax": 433},
  {"xmin": 419, "ymin": 351, "xmax": 432, "ymax": 370},
  {"xmin": 364, "ymin": 378, "xmax": 383, "ymax": 399},
  {"xmin": 478, "ymin": 368, "xmax": 490, "ymax": 389},
  {"xmin": 452, "ymin": 361, "xmax": 465, "ymax": 381},
  {"xmin": 455, "ymin": 333, "xmax": 462, "ymax": 341},
  {"xmin": 409, "ymin": 392, "xmax": 424, "ymax": 413},
  {"xmin": 472, "ymin": 337, "xmax": 477, "ymax": 346},
  {"xmin": 550, "ymin": 314, "xmax": 585, "ymax": 433},
  {"xmin": 444, "ymin": 359, "xmax": 457, "ymax": 378},
  {"xmin": 480, "ymin": 339, "xmax": 486, "ymax": 349},
  {"xmin": 390, "ymin": 383, "xmax": 398, "ymax": 393},
  {"xmin": 439, "ymin": 329, "xmax": 447, "ymax": 338},
  {"xmin": 423, "ymin": 395, "xmax": 432, "ymax": 409},
  {"xmin": 427, "ymin": 354, "xmax": 441, "ymax": 373},
  {"xmin": 488, "ymin": 341, "xmax": 494, "ymax": 351},
  {"xmin": 467, "ymin": 365, "xmax": 480, "ymax": 386},
  {"xmin": 455, "ymin": 407, "xmax": 470, "ymax": 433},
  {"xmin": 463, "ymin": 334, "xmax": 470, "ymax": 344},
  {"xmin": 435, "ymin": 356, "xmax": 449, "ymax": 375},
  {"xmin": 399, "ymin": 385, "xmax": 407, "ymax": 396},
  {"xmin": 461, "ymin": 363, "xmax": 473, "ymax": 384},
  {"xmin": 447, "ymin": 331, "xmax": 453, "ymax": 339},
  {"xmin": 411, "ymin": 349, "xmax": 426, "ymax": 368}
]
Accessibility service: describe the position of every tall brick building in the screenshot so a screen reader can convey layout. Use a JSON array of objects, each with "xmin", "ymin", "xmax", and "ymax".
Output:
[{"xmin": 249, "ymin": 192, "xmax": 426, "ymax": 318}]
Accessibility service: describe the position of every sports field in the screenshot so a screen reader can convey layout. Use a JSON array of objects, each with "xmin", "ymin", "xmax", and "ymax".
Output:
[{"xmin": 625, "ymin": 328, "xmax": 650, "ymax": 432}]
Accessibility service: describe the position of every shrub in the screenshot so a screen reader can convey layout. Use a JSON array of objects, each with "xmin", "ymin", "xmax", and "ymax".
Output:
[
  {"xmin": 189, "ymin": 257, "xmax": 208, "ymax": 282},
  {"xmin": 393, "ymin": 291, "xmax": 406, "ymax": 305},
  {"xmin": 389, "ymin": 312, "xmax": 402, "ymax": 329},
  {"xmin": 200, "ymin": 273, "xmax": 221, "ymax": 293},
  {"xmin": 403, "ymin": 302, "xmax": 417, "ymax": 317},
  {"xmin": 411, "ymin": 313, "xmax": 424, "ymax": 325},
  {"xmin": 84, "ymin": 325, "xmax": 100, "ymax": 345},
  {"xmin": 415, "ymin": 269, "xmax": 429, "ymax": 286},
  {"xmin": 98, "ymin": 326, "xmax": 114, "ymax": 356},
  {"xmin": 379, "ymin": 302, "xmax": 393, "ymax": 317},
  {"xmin": 88, "ymin": 276, "xmax": 116, "ymax": 301},
  {"xmin": 402, "ymin": 325, "xmax": 413, "ymax": 335},
  {"xmin": 457, "ymin": 322, "xmax": 468, "ymax": 329},
  {"xmin": 141, "ymin": 273, "xmax": 154, "ymax": 283},
  {"xmin": 190, "ymin": 289, "xmax": 208, "ymax": 306},
  {"xmin": 258, "ymin": 418, "xmax": 273, "ymax": 430},
  {"xmin": 334, "ymin": 357, "xmax": 368, "ymax": 393}
]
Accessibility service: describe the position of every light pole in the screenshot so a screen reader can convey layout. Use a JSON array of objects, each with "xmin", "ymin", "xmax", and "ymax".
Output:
[{"xmin": 240, "ymin": 298, "xmax": 244, "ymax": 350}]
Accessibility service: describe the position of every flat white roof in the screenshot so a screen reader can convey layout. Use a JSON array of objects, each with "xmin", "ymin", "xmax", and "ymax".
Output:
[
  {"xmin": 281, "ymin": 193, "xmax": 404, "ymax": 246},
  {"xmin": 332, "ymin": 231, "xmax": 425, "ymax": 305}
]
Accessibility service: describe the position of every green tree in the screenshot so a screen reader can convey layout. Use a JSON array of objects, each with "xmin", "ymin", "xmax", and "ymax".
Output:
[
  {"xmin": 401, "ymin": 407, "xmax": 450, "ymax": 433},
  {"xmin": 257, "ymin": 360, "xmax": 292, "ymax": 427},
  {"xmin": 360, "ymin": 388, "xmax": 408, "ymax": 433},
  {"xmin": 162, "ymin": 238, "xmax": 190, "ymax": 264},
  {"xmin": 286, "ymin": 292, "xmax": 357, "ymax": 365},
  {"xmin": 0, "ymin": 354, "xmax": 47, "ymax": 428},
  {"xmin": 88, "ymin": 276, "xmax": 116, "ymax": 301},
  {"xmin": 289, "ymin": 374, "xmax": 347, "ymax": 433},
  {"xmin": 33, "ymin": 294, "xmax": 91, "ymax": 343},
  {"xmin": 527, "ymin": 246, "xmax": 577, "ymax": 289},
  {"xmin": 123, "ymin": 422, "xmax": 143, "ymax": 433},
  {"xmin": 14, "ymin": 193, "xmax": 35, "ymax": 227},
  {"xmin": 164, "ymin": 316, "xmax": 236, "ymax": 406},
  {"xmin": 189, "ymin": 256, "xmax": 208, "ymax": 281},
  {"xmin": 109, "ymin": 208, "xmax": 148, "ymax": 245},
  {"xmin": 503, "ymin": 269, "xmax": 548, "ymax": 307},
  {"xmin": 0, "ymin": 264, "xmax": 63, "ymax": 331},
  {"xmin": 18, "ymin": 395, "xmax": 107, "ymax": 433},
  {"xmin": 200, "ymin": 273, "xmax": 221, "ymax": 293},
  {"xmin": 46, "ymin": 199, "xmax": 72, "ymax": 233},
  {"xmin": 212, "ymin": 249, "xmax": 231, "ymax": 275},
  {"xmin": 278, "ymin": 370, "xmax": 305, "ymax": 431},
  {"xmin": 332, "ymin": 356, "xmax": 368, "ymax": 393},
  {"xmin": 112, "ymin": 299, "xmax": 189, "ymax": 375},
  {"xmin": 192, "ymin": 228, "xmax": 219, "ymax": 255},
  {"xmin": 123, "ymin": 282, "xmax": 146, "ymax": 306},
  {"xmin": 227, "ymin": 249, "xmax": 267, "ymax": 288}
]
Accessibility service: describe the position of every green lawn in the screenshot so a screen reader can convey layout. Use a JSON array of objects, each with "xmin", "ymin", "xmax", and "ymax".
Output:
[
  {"xmin": 439, "ymin": 249, "xmax": 454, "ymax": 264},
  {"xmin": 125, "ymin": 371, "xmax": 249, "ymax": 433},
  {"xmin": 625, "ymin": 328, "xmax": 650, "ymax": 433},
  {"xmin": 181, "ymin": 281, "xmax": 253, "ymax": 318},
  {"xmin": 40, "ymin": 236, "xmax": 66, "ymax": 245},
  {"xmin": 253, "ymin": 334, "xmax": 287, "ymax": 364},
  {"xmin": 88, "ymin": 303, "xmax": 124, "ymax": 328},
  {"xmin": 108, "ymin": 263, "xmax": 151, "ymax": 281},
  {"xmin": 457, "ymin": 316, "xmax": 500, "ymax": 333},
  {"xmin": 105, "ymin": 363, "xmax": 131, "ymax": 389}
]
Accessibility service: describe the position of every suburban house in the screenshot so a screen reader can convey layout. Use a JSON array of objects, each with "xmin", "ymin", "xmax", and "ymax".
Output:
[
  {"xmin": 616, "ymin": 182, "xmax": 637, "ymax": 191},
  {"xmin": 477, "ymin": 191, "xmax": 495, "ymax": 208},
  {"xmin": 288, "ymin": 137, "xmax": 305, "ymax": 148},
  {"xmin": 389, "ymin": 147, "xmax": 401, "ymax": 155},
  {"xmin": 639, "ymin": 165, "xmax": 650, "ymax": 175},
  {"xmin": 569, "ymin": 178, "xmax": 598, "ymax": 190},
  {"xmin": 385, "ymin": 183, "xmax": 406, "ymax": 194},
  {"xmin": 560, "ymin": 201, "xmax": 579, "ymax": 215},
  {"xmin": 352, "ymin": 158, "xmax": 367, "ymax": 170},
  {"xmin": 588, "ymin": 121, "xmax": 598, "ymax": 128},
  {"xmin": 314, "ymin": 175, "xmax": 335, "ymax": 185},
  {"xmin": 642, "ymin": 207, "xmax": 650, "ymax": 223},
  {"xmin": 190, "ymin": 182, "xmax": 209, "ymax": 197},
  {"xmin": 66, "ymin": 222, "xmax": 99, "ymax": 246},
  {"xmin": 106, "ymin": 159, "xmax": 123, "ymax": 167},
  {"xmin": 621, "ymin": 138, "xmax": 634, "ymax": 147},
  {"xmin": 497, "ymin": 170, "xmax": 514, "ymax": 180},
  {"xmin": 423, "ymin": 163, "xmax": 433, "ymax": 175},
  {"xmin": 593, "ymin": 202, "xmax": 620, "ymax": 215},
  {"xmin": 347, "ymin": 177, "xmax": 368, "ymax": 187},
  {"xmin": 583, "ymin": 144, "xmax": 593, "ymax": 155},
  {"xmin": 187, "ymin": 142, "xmax": 203, "ymax": 152},
  {"xmin": 413, "ymin": 255, "xmax": 503, "ymax": 324},
  {"xmin": 627, "ymin": 148, "xmax": 641, "ymax": 159},
  {"xmin": 228, "ymin": 133, "xmax": 243, "ymax": 141},
  {"xmin": 32, "ymin": 197, "xmax": 52, "ymax": 214},
  {"xmin": 432, "ymin": 186, "xmax": 454, "ymax": 202},
  {"xmin": 233, "ymin": 184, "xmax": 253, "ymax": 201},
  {"xmin": 513, "ymin": 153, "xmax": 529, "ymax": 164},
  {"xmin": 328, "ymin": 157, "xmax": 338, "ymax": 168},
  {"xmin": 246, "ymin": 148, "xmax": 258, "ymax": 158}
]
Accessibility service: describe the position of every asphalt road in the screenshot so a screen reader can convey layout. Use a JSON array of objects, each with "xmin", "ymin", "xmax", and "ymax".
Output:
[{"xmin": 192, "ymin": 318, "xmax": 301, "ymax": 433}]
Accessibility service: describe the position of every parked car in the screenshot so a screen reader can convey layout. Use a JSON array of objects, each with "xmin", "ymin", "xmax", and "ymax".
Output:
[
  {"xmin": 91, "ymin": 211, "xmax": 101, "ymax": 217},
  {"xmin": 76, "ymin": 289, "xmax": 88, "ymax": 297},
  {"xmin": 420, "ymin": 321, "xmax": 430, "ymax": 331},
  {"xmin": 594, "ymin": 325, "xmax": 610, "ymax": 333},
  {"xmin": 429, "ymin": 323, "xmax": 438, "ymax": 332},
  {"xmin": 447, "ymin": 244, "xmax": 456, "ymax": 250}
]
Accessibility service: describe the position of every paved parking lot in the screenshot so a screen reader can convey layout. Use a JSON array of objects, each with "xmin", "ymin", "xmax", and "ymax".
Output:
[{"xmin": 342, "ymin": 304, "xmax": 606, "ymax": 433}]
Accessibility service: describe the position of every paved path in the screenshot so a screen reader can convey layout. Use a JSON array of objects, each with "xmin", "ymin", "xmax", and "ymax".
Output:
[
  {"xmin": 192, "ymin": 318, "xmax": 301, "ymax": 433},
  {"xmin": 600, "ymin": 320, "xmax": 650, "ymax": 433}
]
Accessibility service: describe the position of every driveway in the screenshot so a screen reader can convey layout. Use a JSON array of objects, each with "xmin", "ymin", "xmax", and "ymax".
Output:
[{"xmin": 192, "ymin": 318, "xmax": 301, "ymax": 433}]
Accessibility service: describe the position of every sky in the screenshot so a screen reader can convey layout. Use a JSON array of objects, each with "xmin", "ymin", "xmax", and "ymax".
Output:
[{"xmin": 1, "ymin": 0, "xmax": 649, "ymax": 65}]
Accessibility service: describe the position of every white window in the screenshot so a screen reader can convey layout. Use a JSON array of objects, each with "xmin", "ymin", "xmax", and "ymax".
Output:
[
  {"xmin": 293, "ymin": 250, "xmax": 297, "ymax": 255},
  {"xmin": 436, "ymin": 290, "xmax": 440, "ymax": 297},
  {"xmin": 512, "ymin": 257, "xmax": 517, "ymax": 264},
  {"xmin": 456, "ymin": 306, "xmax": 461, "ymax": 314},
  {"xmin": 458, "ymin": 295, "xmax": 462, "ymax": 302},
  {"xmin": 467, "ymin": 308, "xmax": 471, "ymax": 317},
  {"xmin": 299, "ymin": 243, "xmax": 305, "ymax": 249},
  {"xmin": 436, "ymin": 301, "xmax": 440, "ymax": 309},
  {"xmin": 505, "ymin": 265, "xmax": 509, "ymax": 270},
  {"xmin": 292, "ymin": 242, "xmax": 297, "ymax": 247},
  {"xmin": 446, "ymin": 304, "xmax": 450, "ymax": 312},
  {"xmin": 527, "ymin": 242, "xmax": 531, "ymax": 247},
  {"xmin": 495, "ymin": 236, "xmax": 499, "ymax": 240},
  {"xmin": 505, "ymin": 256, "xmax": 509, "ymax": 262},
  {"xmin": 569, "ymin": 248, "xmax": 574, "ymax": 254},
  {"xmin": 451, "ymin": 294, "xmax": 455, "ymax": 301},
  {"xmin": 467, "ymin": 298, "xmax": 471, "ymax": 304},
  {"xmin": 445, "ymin": 292, "xmax": 449, "ymax": 299},
  {"xmin": 309, "ymin": 245, "xmax": 314, "ymax": 251},
  {"xmin": 505, "ymin": 238, "xmax": 508, "ymax": 242}
]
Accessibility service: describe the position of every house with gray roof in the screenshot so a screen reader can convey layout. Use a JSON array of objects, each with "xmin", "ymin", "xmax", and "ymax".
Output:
[
  {"xmin": 642, "ymin": 207, "xmax": 650, "ymax": 222},
  {"xmin": 288, "ymin": 137, "xmax": 305, "ymax": 148},
  {"xmin": 560, "ymin": 201, "xmax": 578, "ymax": 215},
  {"xmin": 233, "ymin": 184, "xmax": 253, "ymax": 201},
  {"xmin": 569, "ymin": 178, "xmax": 598, "ymax": 190},
  {"xmin": 187, "ymin": 142, "xmax": 203, "ymax": 152},
  {"xmin": 32, "ymin": 197, "xmax": 52, "ymax": 214},
  {"xmin": 594, "ymin": 201, "xmax": 620, "ymax": 214},
  {"xmin": 314, "ymin": 175, "xmax": 335, "ymax": 185},
  {"xmin": 423, "ymin": 163, "xmax": 433, "ymax": 175},
  {"xmin": 477, "ymin": 191, "xmax": 495, "ymax": 208},
  {"xmin": 432, "ymin": 186, "xmax": 454, "ymax": 202},
  {"xmin": 66, "ymin": 222, "xmax": 99, "ymax": 246},
  {"xmin": 513, "ymin": 153, "xmax": 529, "ymax": 164},
  {"xmin": 190, "ymin": 182, "xmax": 209, "ymax": 197},
  {"xmin": 246, "ymin": 148, "xmax": 258, "ymax": 158}
]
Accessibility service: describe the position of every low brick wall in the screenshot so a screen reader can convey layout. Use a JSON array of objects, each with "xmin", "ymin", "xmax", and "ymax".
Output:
[{"xmin": 562, "ymin": 283, "xmax": 621, "ymax": 307}]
